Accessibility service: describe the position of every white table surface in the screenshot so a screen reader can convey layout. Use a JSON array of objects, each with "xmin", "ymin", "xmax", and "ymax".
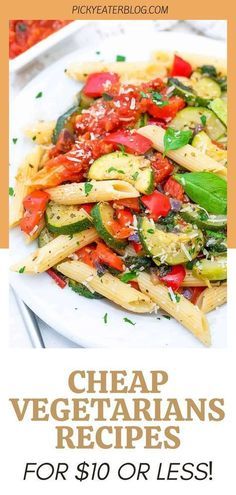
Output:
[{"xmin": 9, "ymin": 20, "xmax": 226, "ymax": 348}]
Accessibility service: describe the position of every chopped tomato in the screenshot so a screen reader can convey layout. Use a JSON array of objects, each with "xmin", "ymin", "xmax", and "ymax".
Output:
[
  {"xmin": 110, "ymin": 220, "xmax": 133, "ymax": 240},
  {"xmin": 20, "ymin": 190, "xmax": 49, "ymax": 235},
  {"xmin": 113, "ymin": 198, "xmax": 140, "ymax": 212},
  {"xmin": 146, "ymin": 95, "xmax": 185, "ymax": 120},
  {"xmin": 52, "ymin": 129, "xmax": 75, "ymax": 155},
  {"xmin": 147, "ymin": 118, "xmax": 168, "ymax": 129},
  {"xmin": 116, "ymin": 209, "xmax": 133, "ymax": 227},
  {"xmin": 83, "ymin": 72, "xmax": 119, "ymax": 98},
  {"xmin": 47, "ymin": 269, "xmax": 67, "ymax": 289},
  {"xmin": 131, "ymin": 241, "xmax": 143, "ymax": 253},
  {"xmin": 159, "ymin": 265, "xmax": 186, "ymax": 291},
  {"xmin": 104, "ymin": 129, "xmax": 152, "ymax": 154},
  {"xmin": 141, "ymin": 190, "xmax": 171, "ymax": 221},
  {"xmin": 164, "ymin": 177, "xmax": 185, "ymax": 201},
  {"xmin": 95, "ymin": 241, "xmax": 124, "ymax": 271},
  {"xmin": 151, "ymin": 153, "xmax": 174, "ymax": 184},
  {"xmin": 170, "ymin": 55, "xmax": 193, "ymax": 78}
]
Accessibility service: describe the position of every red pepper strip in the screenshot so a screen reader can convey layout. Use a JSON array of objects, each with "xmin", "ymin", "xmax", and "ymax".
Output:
[
  {"xmin": 116, "ymin": 208, "xmax": 133, "ymax": 227},
  {"xmin": 80, "ymin": 203, "xmax": 94, "ymax": 214},
  {"xmin": 141, "ymin": 190, "xmax": 171, "ymax": 221},
  {"xmin": 76, "ymin": 242, "xmax": 124, "ymax": 272},
  {"xmin": 145, "ymin": 95, "xmax": 185, "ymax": 120},
  {"xmin": 159, "ymin": 265, "xmax": 186, "ymax": 291},
  {"xmin": 83, "ymin": 72, "xmax": 119, "ymax": 98},
  {"xmin": 164, "ymin": 177, "xmax": 185, "ymax": 201},
  {"xmin": 131, "ymin": 241, "xmax": 143, "ymax": 253},
  {"xmin": 188, "ymin": 287, "xmax": 205, "ymax": 305},
  {"xmin": 113, "ymin": 198, "xmax": 140, "ymax": 212},
  {"xmin": 47, "ymin": 269, "xmax": 67, "ymax": 289},
  {"xmin": 169, "ymin": 55, "xmax": 193, "ymax": 78},
  {"xmin": 20, "ymin": 190, "xmax": 49, "ymax": 235},
  {"xmin": 104, "ymin": 129, "xmax": 152, "ymax": 154},
  {"xmin": 151, "ymin": 153, "xmax": 174, "ymax": 185},
  {"xmin": 129, "ymin": 281, "xmax": 140, "ymax": 290}
]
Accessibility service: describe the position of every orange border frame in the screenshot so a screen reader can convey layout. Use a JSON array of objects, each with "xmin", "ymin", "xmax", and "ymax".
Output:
[{"xmin": 1, "ymin": 2, "xmax": 234, "ymax": 247}]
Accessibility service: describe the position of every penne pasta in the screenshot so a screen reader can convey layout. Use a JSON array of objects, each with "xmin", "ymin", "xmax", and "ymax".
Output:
[
  {"xmin": 137, "ymin": 125, "xmax": 227, "ymax": 178},
  {"xmin": 9, "ymin": 146, "xmax": 45, "ymax": 228},
  {"xmin": 66, "ymin": 61, "xmax": 167, "ymax": 83},
  {"xmin": 57, "ymin": 260, "xmax": 155, "ymax": 313},
  {"xmin": 10, "ymin": 228, "xmax": 98, "ymax": 274},
  {"xmin": 181, "ymin": 270, "xmax": 209, "ymax": 287},
  {"xmin": 151, "ymin": 51, "xmax": 227, "ymax": 75},
  {"xmin": 24, "ymin": 218, "xmax": 45, "ymax": 245},
  {"xmin": 45, "ymin": 180, "xmax": 140, "ymax": 205},
  {"xmin": 196, "ymin": 285, "xmax": 227, "ymax": 313},
  {"xmin": 24, "ymin": 121, "xmax": 56, "ymax": 145},
  {"xmin": 137, "ymin": 272, "xmax": 211, "ymax": 346}
]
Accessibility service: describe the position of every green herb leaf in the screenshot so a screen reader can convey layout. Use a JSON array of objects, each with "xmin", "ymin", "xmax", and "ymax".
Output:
[
  {"xmin": 32, "ymin": 135, "xmax": 37, "ymax": 141},
  {"xmin": 103, "ymin": 313, "xmax": 108, "ymax": 324},
  {"xmin": 96, "ymin": 51, "xmax": 100, "ymax": 55},
  {"xmin": 163, "ymin": 314, "xmax": 171, "ymax": 320},
  {"xmin": 164, "ymin": 127, "xmax": 192, "ymax": 155},
  {"xmin": 12, "ymin": 138, "xmax": 18, "ymax": 144},
  {"xmin": 174, "ymin": 172, "xmax": 227, "ymax": 215},
  {"xmin": 147, "ymin": 228, "xmax": 155, "ymax": 234},
  {"xmin": 199, "ymin": 65, "xmax": 217, "ymax": 78},
  {"xmin": 35, "ymin": 91, "xmax": 43, "ymax": 99},
  {"xmin": 200, "ymin": 115, "xmax": 207, "ymax": 126},
  {"xmin": 120, "ymin": 271, "xmax": 137, "ymax": 283},
  {"xmin": 123, "ymin": 317, "xmax": 136, "ymax": 326},
  {"xmin": 152, "ymin": 91, "xmax": 169, "ymax": 107},
  {"xmin": 84, "ymin": 182, "xmax": 93, "ymax": 196},
  {"xmin": 132, "ymin": 171, "xmax": 139, "ymax": 181},
  {"xmin": 116, "ymin": 55, "xmax": 126, "ymax": 62},
  {"xmin": 9, "ymin": 187, "xmax": 14, "ymax": 196},
  {"xmin": 18, "ymin": 266, "xmax": 26, "ymax": 274},
  {"xmin": 118, "ymin": 144, "xmax": 127, "ymax": 155}
]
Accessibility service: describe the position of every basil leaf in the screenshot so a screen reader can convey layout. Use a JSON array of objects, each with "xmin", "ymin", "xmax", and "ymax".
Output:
[
  {"xmin": 174, "ymin": 172, "xmax": 227, "ymax": 215},
  {"xmin": 164, "ymin": 127, "xmax": 192, "ymax": 155},
  {"xmin": 120, "ymin": 271, "xmax": 137, "ymax": 283}
]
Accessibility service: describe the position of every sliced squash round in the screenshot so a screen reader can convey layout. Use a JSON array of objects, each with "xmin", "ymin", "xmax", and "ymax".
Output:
[
  {"xmin": 171, "ymin": 107, "xmax": 226, "ymax": 141},
  {"xmin": 46, "ymin": 202, "xmax": 92, "ymax": 235},
  {"xmin": 192, "ymin": 256, "xmax": 227, "ymax": 281},
  {"xmin": 91, "ymin": 202, "xmax": 127, "ymax": 252}
]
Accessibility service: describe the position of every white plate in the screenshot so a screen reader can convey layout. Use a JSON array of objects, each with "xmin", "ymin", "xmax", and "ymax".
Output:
[
  {"xmin": 9, "ymin": 21, "xmax": 87, "ymax": 73},
  {"xmin": 10, "ymin": 31, "xmax": 227, "ymax": 348}
]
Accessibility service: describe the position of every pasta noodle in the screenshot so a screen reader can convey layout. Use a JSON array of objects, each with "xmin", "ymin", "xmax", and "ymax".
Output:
[
  {"xmin": 66, "ymin": 61, "xmax": 167, "ymax": 83},
  {"xmin": 45, "ymin": 180, "xmax": 140, "ymax": 205},
  {"xmin": 10, "ymin": 228, "xmax": 98, "ymax": 274},
  {"xmin": 181, "ymin": 270, "xmax": 209, "ymax": 287},
  {"xmin": 196, "ymin": 285, "xmax": 227, "ymax": 313},
  {"xmin": 24, "ymin": 121, "xmax": 56, "ymax": 145},
  {"xmin": 9, "ymin": 146, "xmax": 45, "ymax": 228},
  {"xmin": 151, "ymin": 51, "xmax": 227, "ymax": 75},
  {"xmin": 57, "ymin": 260, "xmax": 155, "ymax": 313},
  {"xmin": 137, "ymin": 272, "xmax": 211, "ymax": 346},
  {"xmin": 137, "ymin": 125, "xmax": 227, "ymax": 178}
]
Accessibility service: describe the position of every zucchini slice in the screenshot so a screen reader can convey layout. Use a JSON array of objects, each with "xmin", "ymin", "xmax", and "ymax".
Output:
[
  {"xmin": 138, "ymin": 216, "xmax": 204, "ymax": 265},
  {"xmin": 209, "ymin": 98, "xmax": 227, "ymax": 127},
  {"xmin": 193, "ymin": 256, "xmax": 227, "ymax": 281},
  {"xmin": 46, "ymin": 202, "xmax": 92, "ymax": 235},
  {"xmin": 180, "ymin": 204, "xmax": 227, "ymax": 231},
  {"xmin": 52, "ymin": 105, "xmax": 80, "ymax": 144},
  {"xmin": 88, "ymin": 151, "xmax": 154, "ymax": 194},
  {"xmin": 167, "ymin": 78, "xmax": 210, "ymax": 107},
  {"xmin": 91, "ymin": 202, "xmax": 127, "ymax": 252},
  {"xmin": 171, "ymin": 106, "xmax": 226, "ymax": 141},
  {"xmin": 38, "ymin": 226, "xmax": 56, "ymax": 248},
  {"xmin": 68, "ymin": 279, "xmax": 103, "ymax": 299},
  {"xmin": 194, "ymin": 77, "xmax": 221, "ymax": 99},
  {"xmin": 192, "ymin": 131, "xmax": 227, "ymax": 166}
]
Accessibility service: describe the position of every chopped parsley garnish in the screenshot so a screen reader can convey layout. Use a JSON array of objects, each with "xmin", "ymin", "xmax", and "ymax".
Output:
[
  {"xmin": 32, "ymin": 135, "xmax": 37, "ymax": 141},
  {"xmin": 132, "ymin": 171, "xmax": 139, "ymax": 181},
  {"xmin": 18, "ymin": 266, "xmax": 26, "ymax": 274},
  {"xmin": 120, "ymin": 271, "xmax": 137, "ymax": 283},
  {"xmin": 118, "ymin": 144, "xmax": 127, "ymax": 155},
  {"xmin": 163, "ymin": 315, "xmax": 171, "ymax": 320},
  {"xmin": 84, "ymin": 182, "xmax": 93, "ymax": 196},
  {"xmin": 35, "ymin": 91, "xmax": 43, "ymax": 99},
  {"xmin": 147, "ymin": 228, "xmax": 155, "ymax": 234},
  {"xmin": 123, "ymin": 317, "xmax": 136, "ymax": 326},
  {"xmin": 200, "ymin": 115, "xmax": 207, "ymax": 126},
  {"xmin": 108, "ymin": 166, "xmax": 117, "ymax": 173},
  {"xmin": 9, "ymin": 187, "xmax": 14, "ymax": 196},
  {"xmin": 116, "ymin": 55, "xmax": 126, "ymax": 62},
  {"xmin": 140, "ymin": 91, "xmax": 149, "ymax": 98},
  {"xmin": 103, "ymin": 312, "xmax": 108, "ymax": 324},
  {"xmin": 96, "ymin": 51, "xmax": 101, "ymax": 55},
  {"xmin": 12, "ymin": 138, "xmax": 18, "ymax": 144},
  {"xmin": 151, "ymin": 91, "xmax": 169, "ymax": 107}
]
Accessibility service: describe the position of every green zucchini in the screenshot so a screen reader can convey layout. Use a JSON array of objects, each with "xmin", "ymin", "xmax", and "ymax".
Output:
[
  {"xmin": 205, "ymin": 230, "xmax": 227, "ymax": 255},
  {"xmin": 192, "ymin": 131, "xmax": 227, "ymax": 166},
  {"xmin": 194, "ymin": 77, "xmax": 221, "ymax": 99},
  {"xmin": 138, "ymin": 216, "xmax": 204, "ymax": 265},
  {"xmin": 46, "ymin": 202, "xmax": 92, "ymax": 235},
  {"xmin": 52, "ymin": 105, "xmax": 80, "ymax": 144},
  {"xmin": 192, "ymin": 256, "xmax": 227, "ymax": 281},
  {"xmin": 167, "ymin": 78, "xmax": 210, "ymax": 107},
  {"xmin": 38, "ymin": 226, "xmax": 56, "ymax": 248},
  {"xmin": 171, "ymin": 106, "xmax": 226, "ymax": 141},
  {"xmin": 79, "ymin": 91, "xmax": 94, "ymax": 109},
  {"xmin": 68, "ymin": 279, "xmax": 103, "ymax": 299},
  {"xmin": 209, "ymin": 98, "xmax": 227, "ymax": 127},
  {"xmin": 180, "ymin": 204, "xmax": 227, "ymax": 231},
  {"xmin": 91, "ymin": 202, "xmax": 127, "ymax": 252},
  {"xmin": 88, "ymin": 151, "xmax": 154, "ymax": 194}
]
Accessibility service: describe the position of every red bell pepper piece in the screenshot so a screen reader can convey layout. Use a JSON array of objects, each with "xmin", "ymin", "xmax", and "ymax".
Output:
[
  {"xmin": 47, "ymin": 269, "xmax": 67, "ymax": 289},
  {"xmin": 20, "ymin": 190, "xmax": 49, "ymax": 235},
  {"xmin": 83, "ymin": 72, "xmax": 119, "ymax": 98},
  {"xmin": 151, "ymin": 153, "xmax": 174, "ymax": 184},
  {"xmin": 113, "ymin": 198, "xmax": 140, "ymax": 212},
  {"xmin": 81, "ymin": 203, "xmax": 93, "ymax": 214},
  {"xmin": 159, "ymin": 265, "xmax": 186, "ymax": 291},
  {"xmin": 131, "ymin": 241, "xmax": 143, "ymax": 253},
  {"xmin": 116, "ymin": 208, "xmax": 133, "ymax": 227},
  {"xmin": 164, "ymin": 177, "xmax": 185, "ymax": 201},
  {"xmin": 141, "ymin": 190, "xmax": 171, "ymax": 221},
  {"xmin": 170, "ymin": 55, "xmax": 193, "ymax": 78},
  {"xmin": 104, "ymin": 129, "xmax": 152, "ymax": 154},
  {"xmin": 95, "ymin": 241, "xmax": 124, "ymax": 271}
]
